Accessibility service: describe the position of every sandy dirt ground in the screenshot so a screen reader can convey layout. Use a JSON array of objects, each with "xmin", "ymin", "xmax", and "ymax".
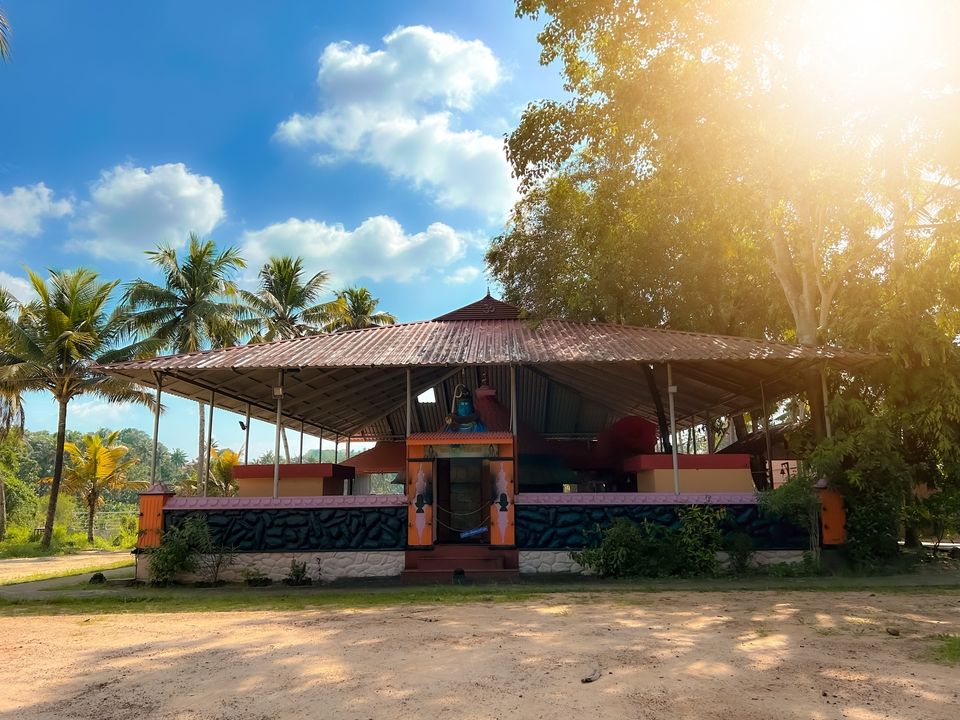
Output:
[
  {"xmin": 0, "ymin": 551, "xmax": 132, "ymax": 584},
  {"xmin": 1, "ymin": 591, "xmax": 958, "ymax": 720}
]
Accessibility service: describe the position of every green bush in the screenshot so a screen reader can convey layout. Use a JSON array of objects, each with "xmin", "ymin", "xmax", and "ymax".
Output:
[
  {"xmin": 677, "ymin": 505, "xmax": 726, "ymax": 576},
  {"xmin": 844, "ymin": 491, "xmax": 900, "ymax": 569},
  {"xmin": 283, "ymin": 559, "xmax": 312, "ymax": 586},
  {"xmin": 572, "ymin": 508, "xmax": 727, "ymax": 578},
  {"xmin": 3, "ymin": 475, "xmax": 42, "ymax": 527},
  {"xmin": 724, "ymin": 532, "xmax": 756, "ymax": 575},
  {"xmin": 148, "ymin": 515, "xmax": 213, "ymax": 583}
]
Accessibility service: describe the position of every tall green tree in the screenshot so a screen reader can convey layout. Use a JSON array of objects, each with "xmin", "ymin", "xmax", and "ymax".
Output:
[
  {"xmin": 322, "ymin": 287, "xmax": 396, "ymax": 332},
  {"xmin": 0, "ymin": 269, "xmax": 156, "ymax": 548},
  {"xmin": 57, "ymin": 430, "xmax": 140, "ymax": 543},
  {"xmin": 0, "ymin": 288, "xmax": 25, "ymax": 540},
  {"xmin": 241, "ymin": 256, "xmax": 331, "ymax": 341},
  {"xmin": 501, "ymin": 0, "xmax": 960, "ymax": 436},
  {"xmin": 123, "ymin": 234, "xmax": 253, "ymax": 488}
]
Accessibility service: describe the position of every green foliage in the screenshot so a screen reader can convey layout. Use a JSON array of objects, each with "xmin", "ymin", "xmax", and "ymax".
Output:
[
  {"xmin": 283, "ymin": 559, "xmax": 312, "ymax": 586},
  {"xmin": 241, "ymin": 256, "xmax": 331, "ymax": 341},
  {"xmin": 759, "ymin": 472, "xmax": 821, "ymax": 564},
  {"xmin": 148, "ymin": 515, "xmax": 213, "ymax": 584},
  {"xmin": 933, "ymin": 635, "xmax": 960, "ymax": 666},
  {"xmin": 573, "ymin": 518, "xmax": 682, "ymax": 578},
  {"xmin": 918, "ymin": 489, "xmax": 960, "ymax": 548},
  {"xmin": 573, "ymin": 508, "xmax": 727, "ymax": 579},
  {"xmin": 241, "ymin": 567, "xmax": 272, "ymax": 587},
  {"xmin": 844, "ymin": 492, "xmax": 901, "ymax": 569},
  {"xmin": 322, "ymin": 287, "xmax": 396, "ymax": 332},
  {"xmin": 724, "ymin": 532, "xmax": 756, "ymax": 576},
  {"xmin": 676, "ymin": 506, "xmax": 726, "ymax": 577}
]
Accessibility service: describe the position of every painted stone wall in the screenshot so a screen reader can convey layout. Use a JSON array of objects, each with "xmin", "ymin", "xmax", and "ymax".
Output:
[
  {"xmin": 164, "ymin": 506, "xmax": 406, "ymax": 552},
  {"xmin": 136, "ymin": 550, "xmax": 405, "ymax": 583},
  {"xmin": 515, "ymin": 504, "xmax": 807, "ymax": 550}
]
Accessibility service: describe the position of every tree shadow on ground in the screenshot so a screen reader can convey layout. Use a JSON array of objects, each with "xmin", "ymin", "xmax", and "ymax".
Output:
[{"xmin": 1, "ymin": 590, "xmax": 958, "ymax": 720}]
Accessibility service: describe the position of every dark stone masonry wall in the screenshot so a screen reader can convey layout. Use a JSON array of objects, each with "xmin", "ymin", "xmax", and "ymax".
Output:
[
  {"xmin": 516, "ymin": 504, "xmax": 808, "ymax": 551},
  {"xmin": 165, "ymin": 507, "xmax": 406, "ymax": 552}
]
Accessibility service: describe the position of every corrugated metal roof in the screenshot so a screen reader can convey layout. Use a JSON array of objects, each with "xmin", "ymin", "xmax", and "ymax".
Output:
[
  {"xmin": 99, "ymin": 317, "xmax": 871, "ymax": 372},
  {"xmin": 97, "ymin": 296, "xmax": 876, "ymax": 442},
  {"xmin": 433, "ymin": 294, "xmax": 522, "ymax": 321}
]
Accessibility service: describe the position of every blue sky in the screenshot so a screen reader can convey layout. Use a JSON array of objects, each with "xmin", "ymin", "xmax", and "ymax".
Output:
[{"xmin": 0, "ymin": 1, "xmax": 561, "ymax": 458}]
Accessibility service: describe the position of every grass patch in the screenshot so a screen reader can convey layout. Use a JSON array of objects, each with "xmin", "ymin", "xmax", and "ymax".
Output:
[
  {"xmin": 2, "ymin": 573, "xmax": 960, "ymax": 617},
  {"xmin": 932, "ymin": 635, "xmax": 960, "ymax": 665},
  {"xmin": 0, "ymin": 559, "xmax": 135, "ymax": 587},
  {"xmin": 0, "ymin": 524, "xmax": 134, "ymax": 559}
]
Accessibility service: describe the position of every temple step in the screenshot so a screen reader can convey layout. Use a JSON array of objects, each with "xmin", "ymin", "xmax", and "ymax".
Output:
[
  {"xmin": 415, "ymin": 556, "xmax": 505, "ymax": 571},
  {"xmin": 399, "ymin": 568, "xmax": 520, "ymax": 585}
]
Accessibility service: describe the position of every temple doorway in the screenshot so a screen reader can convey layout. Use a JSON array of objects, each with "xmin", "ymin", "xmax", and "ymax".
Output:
[{"xmin": 435, "ymin": 458, "xmax": 488, "ymax": 544}]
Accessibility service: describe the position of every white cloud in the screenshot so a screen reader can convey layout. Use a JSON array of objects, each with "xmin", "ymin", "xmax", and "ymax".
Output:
[
  {"xmin": 443, "ymin": 266, "xmax": 482, "ymax": 284},
  {"xmin": 276, "ymin": 25, "xmax": 516, "ymax": 218},
  {"xmin": 0, "ymin": 182, "xmax": 73, "ymax": 241},
  {"xmin": 71, "ymin": 163, "xmax": 225, "ymax": 259},
  {"xmin": 241, "ymin": 215, "xmax": 468, "ymax": 285},
  {"xmin": 0, "ymin": 271, "xmax": 34, "ymax": 303},
  {"xmin": 70, "ymin": 398, "xmax": 135, "ymax": 423}
]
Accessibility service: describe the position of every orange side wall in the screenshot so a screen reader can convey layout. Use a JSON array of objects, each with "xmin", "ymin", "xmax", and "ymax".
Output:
[
  {"xmin": 138, "ymin": 494, "xmax": 168, "ymax": 549},
  {"xmin": 819, "ymin": 489, "xmax": 846, "ymax": 545}
]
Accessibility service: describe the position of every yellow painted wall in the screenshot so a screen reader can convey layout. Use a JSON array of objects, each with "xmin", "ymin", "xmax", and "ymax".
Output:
[
  {"xmin": 635, "ymin": 468, "xmax": 755, "ymax": 493},
  {"xmin": 237, "ymin": 475, "xmax": 332, "ymax": 497}
]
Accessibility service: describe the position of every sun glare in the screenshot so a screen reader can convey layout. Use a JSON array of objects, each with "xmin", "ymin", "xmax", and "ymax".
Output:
[{"xmin": 799, "ymin": 0, "xmax": 940, "ymax": 101}]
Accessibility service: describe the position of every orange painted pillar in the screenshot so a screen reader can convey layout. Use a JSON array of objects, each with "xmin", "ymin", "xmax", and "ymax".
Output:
[
  {"xmin": 137, "ymin": 483, "xmax": 175, "ymax": 549},
  {"xmin": 819, "ymin": 489, "xmax": 846, "ymax": 546},
  {"xmin": 489, "ymin": 439, "xmax": 515, "ymax": 547}
]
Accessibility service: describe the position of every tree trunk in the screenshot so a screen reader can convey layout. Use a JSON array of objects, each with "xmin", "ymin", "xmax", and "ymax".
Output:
[
  {"xmin": 41, "ymin": 397, "xmax": 69, "ymax": 549},
  {"xmin": 0, "ymin": 474, "xmax": 6, "ymax": 541},
  {"xmin": 732, "ymin": 414, "xmax": 748, "ymax": 441},
  {"xmin": 804, "ymin": 368, "xmax": 827, "ymax": 440},
  {"xmin": 642, "ymin": 364, "xmax": 672, "ymax": 453},
  {"xmin": 86, "ymin": 501, "xmax": 96, "ymax": 544},
  {"xmin": 197, "ymin": 401, "xmax": 205, "ymax": 490}
]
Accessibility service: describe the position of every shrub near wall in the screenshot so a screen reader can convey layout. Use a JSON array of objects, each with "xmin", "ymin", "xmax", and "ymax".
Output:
[{"xmin": 572, "ymin": 507, "xmax": 727, "ymax": 578}]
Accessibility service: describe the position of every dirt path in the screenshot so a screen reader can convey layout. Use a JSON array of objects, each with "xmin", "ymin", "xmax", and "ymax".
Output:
[
  {"xmin": 1, "ymin": 590, "xmax": 958, "ymax": 719},
  {"xmin": 0, "ymin": 550, "xmax": 132, "ymax": 584}
]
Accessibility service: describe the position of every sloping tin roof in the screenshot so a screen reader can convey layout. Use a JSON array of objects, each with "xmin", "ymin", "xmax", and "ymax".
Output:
[
  {"xmin": 99, "ymin": 316, "xmax": 868, "ymax": 371},
  {"xmin": 97, "ymin": 296, "xmax": 875, "ymax": 441}
]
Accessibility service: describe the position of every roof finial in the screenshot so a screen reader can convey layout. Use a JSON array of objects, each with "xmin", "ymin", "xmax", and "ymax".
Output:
[{"xmin": 485, "ymin": 285, "xmax": 492, "ymax": 298}]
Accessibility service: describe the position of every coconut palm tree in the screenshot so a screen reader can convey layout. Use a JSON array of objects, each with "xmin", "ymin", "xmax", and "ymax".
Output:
[
  {"xmin": 0, "ymin": 269, "xmax": 157, "ymax": 548},
  {"xmin": 57, "ymin": 430, "xmax": 141, "ymax": 542},
  {"xmin": 206, "ymin": 446, "xmax": 240, "ymax": 496},
  {"xmin": 123, "ymin": 234, "xmax": 254, "ymax": 487},
  {"xmin": 241, "ymin": 256, "xmax": 332, "ymax": 341},
  {"xmin": 0, "ymin": 9, "xmax": 11, "ymax": 62},
  {"xmin": 321, "ymin": 287, "xmax": 396, "ymax": 332},
  {"xmin": 0, "ymin": 287, "xmax": 24, "ymax": 541}
]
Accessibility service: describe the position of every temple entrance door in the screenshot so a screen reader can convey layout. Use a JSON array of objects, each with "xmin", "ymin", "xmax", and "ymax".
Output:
[{"xmin": 435, "ymin": 458, "xmax": 488, "ymax": 544}]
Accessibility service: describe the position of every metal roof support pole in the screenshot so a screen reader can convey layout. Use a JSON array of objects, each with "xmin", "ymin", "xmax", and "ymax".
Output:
[
  {"xmin": 691, "ymin": 415, "xmax": 698, "ymax": 454},
  {"xmin": 760, "ymin": 381, "xmax": 774, "ymax": 490},
  {"xmin": 149, "ymin": 372, "xmax": 163, "ymax": 484},
  {"xmin": 203, "ymin": 390, "xmax": 215, "ymax": 497},
  {"xmin": 318, "ymin": 429, "xmax": 323, "ymax": 459},
  {"xmin": 273, "ymin": 370, "xmax": 284, "ymax": 499},
  {"xmin": 820, "ymin": 365, "xmax": 833, "ymax": 439},
  {"xmin": 667, "ymin": 363, "xmax": 679, "ymax": 495},
  {"xmin": 299, "ymin": 421, "xmax": 304, "ymax": 464},
  {"xmin": 243, "ymin": 404, "xmax": 251, "ymax": 465},
  {"xmin": 510, "ymin": 365, "xmax": 518, "ymax": 435},
  {"xmin": 334, "ymin": 435, "xmax": 340, "ymax": 463},
  {"xmin": 406, "ymin": 368, "xmax": 412, "ymax": 438}
]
